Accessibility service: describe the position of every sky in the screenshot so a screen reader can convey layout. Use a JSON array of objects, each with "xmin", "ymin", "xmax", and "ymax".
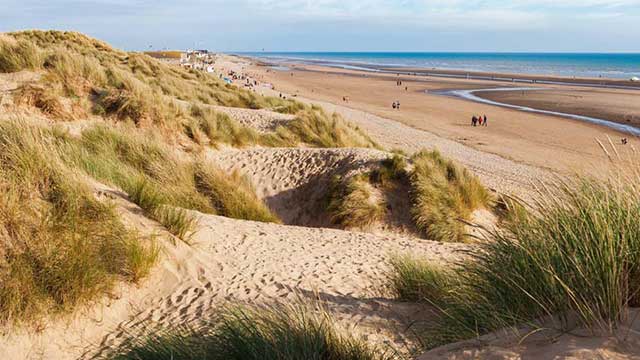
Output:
[{"xmin": 1, "ymin": 0, "xmax": 640, "ymax": 52}]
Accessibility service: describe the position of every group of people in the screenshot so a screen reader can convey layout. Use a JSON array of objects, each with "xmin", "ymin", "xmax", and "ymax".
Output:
[
  {"xmin": 392, "ymin": 101, "xmax": 401, "ymax": 110},
  {"xmin": 472, "ymin": 115, "xmax": 488, "ymax": 126}
]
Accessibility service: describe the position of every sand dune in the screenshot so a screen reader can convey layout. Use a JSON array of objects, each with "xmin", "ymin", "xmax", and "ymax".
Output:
[
  {"xmin": 207, "ymin": 147, "xmax": 391, "ymax": 227},
  {"xmin": 0, "ymin": 181, "xmax": 465, "ymax": 359}
]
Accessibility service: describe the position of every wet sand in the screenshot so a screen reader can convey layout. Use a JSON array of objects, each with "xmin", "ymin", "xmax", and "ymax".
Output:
[
  {"xmin": 475, "ymin": 88, "xmax": 640, "ymax": 127},
  {"xmin": 243, "ymin": 61, "xmax": 640, "ymax": 175}
]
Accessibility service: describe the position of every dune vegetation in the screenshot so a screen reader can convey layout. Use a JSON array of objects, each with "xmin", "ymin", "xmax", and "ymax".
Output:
[
  {"xmin": 327, "ymin": 173, "xmax": 386, "ymax": 229},
  {"xmin": 0, "ymin": 30, "xmax": 376, "ymax": 149},
  {"xmin": 109, "ymin": 303, "xmax": 396, "ymax": 360},
  {"xmin": 0, "ymin": 30, "xmax": 383, "ymax": 328},
  {"xmin": 409, "ymin": 150, "xmax": 490, "ymax": 242},
  {"xmin": 388, "ymin": 173, "xmax": 640, "ymax": 349},
  {"xmin": 60, "ymin": 123, "xmax": 280, "ymax": 239},
  {"xmin": 327, "ymin": 151, "xmax": 489, "ymax": 241},
  {"xmin": 0, "ymin": 119, "xmax": 158, "ymax": 324}
]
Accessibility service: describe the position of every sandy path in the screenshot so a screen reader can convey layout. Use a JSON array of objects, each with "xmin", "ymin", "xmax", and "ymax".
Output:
[{"xmin": 93, "ymin": 211, "xmax": 466, "ymax": 357}]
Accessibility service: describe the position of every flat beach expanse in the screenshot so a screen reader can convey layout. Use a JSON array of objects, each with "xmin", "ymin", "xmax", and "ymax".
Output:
[{"xmin": 239, "ymin": 60, "xmax": 640, "ymax": 176}]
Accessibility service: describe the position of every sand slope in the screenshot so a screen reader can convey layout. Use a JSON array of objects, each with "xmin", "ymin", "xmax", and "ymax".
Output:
[
  {"xmin": 420, "ymin": 318, "xmax": 640, "ymax": 360},
  {"xmin": 94, "ymin": 207, "xmax": 468, "ymax": 357},
  {"xmin": 211, "ymin": 105, "xmax": 296, "ymax": 133}
]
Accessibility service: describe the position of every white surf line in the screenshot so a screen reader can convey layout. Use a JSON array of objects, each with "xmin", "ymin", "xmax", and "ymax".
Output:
[{"xmin": 439, "ymin": 87, "xmax": 640, "ymax": 137}]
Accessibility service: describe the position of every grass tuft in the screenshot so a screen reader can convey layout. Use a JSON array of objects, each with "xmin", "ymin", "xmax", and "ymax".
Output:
[
  {"xmin": 267, "ymin": 108, "xmax": 379, "ymax": 148},
  {"xmin": 386, "ymin": 255, "xmax": 453, "ymax": 303},
  {"xmin": 327, "ymin": 174, "xmax": 385, "ymax": 229},
  {"xmin": 409, "ymin": 150, "xmax": 490, "ymax": 242},
  {"xmin": 388, "ymin": 175, "xmax": 640, "ymax": 349},
  {"xmin": 15, "ymin": 84, "xmax": 69, "ymax": 120},
  {"xmin": 194, "ymin": 163, "xmax": 280, "ymax": 223},
  {"xmin": 0, "ymin": 34, "xmax": 42, "ymax": 72},
  {"xmin": 110, "ymin": 303, "xmax": 396, "ymax": 360},
  {"xmin": 153, "ymin": 206, "xmax": 198, "ymax": 242}
]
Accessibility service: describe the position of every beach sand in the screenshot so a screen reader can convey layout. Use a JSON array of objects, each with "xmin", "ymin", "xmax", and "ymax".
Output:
[{"xmin": 234, "ymin": 59, "xmax": 640, "ymax": 177}]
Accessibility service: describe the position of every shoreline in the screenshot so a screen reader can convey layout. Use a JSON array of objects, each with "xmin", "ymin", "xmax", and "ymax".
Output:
[{"xmin": 248, "ymin": 56, "xmax": 640, "ymax": 90}]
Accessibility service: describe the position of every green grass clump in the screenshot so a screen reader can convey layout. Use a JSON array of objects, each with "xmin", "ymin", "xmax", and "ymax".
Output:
[
  {"xmin": 386, "ymin": 255, "xmax": 453, "ymax": 303},
  {"xmin": 190, "ymin": 105, "xmax": 260, "ymax": 148},
  {"xmin": 267, "ymin": 108, "xmax": 378, "ymax": 149},
  {"xmin": 153, "ymin": 206, "xmax": 198, "ymax": 242},
  {"xmin": 110, "ymin": 303, "xmax": 395, "ymax": 360},
  {"xmin": 370, "ymin": 154, "xmax": 407, "ymax": 187},
  {"xmin": 389, "ymin": 176, "xmax": 640, "ymax": 349},
  {"xmin": 194, "ymin": 163, "xmax": 280, "ymax": 223},
  {"xmin": 327, "ymin": 174, "xmax": 385, "ymax": 229},
  {"xmin": 409, "ymin": 150, "xmax": 490, "ymax": 242},
  {"xmin": 0, "ymin": 119, "xmax": 157, "ymax": 324}
]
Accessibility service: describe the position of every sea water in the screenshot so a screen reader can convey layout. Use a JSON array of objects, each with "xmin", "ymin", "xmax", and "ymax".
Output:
[{"xmin": 238, "ymin": 52, "xmax": 640, "ymax": 79}]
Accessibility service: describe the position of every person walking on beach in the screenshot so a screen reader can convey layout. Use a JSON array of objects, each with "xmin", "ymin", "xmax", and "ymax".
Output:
[
  {"xmin": 392, "ymin": 102, "xmax": 397, "ymax": 109},
  {"xmin": 483, "ymin": 115, "xmax": 488, "ymax": 126},
  {"xmin": 472, "ymin": 115, "xmax": 478, "ymax": 126},
  {"xmin": 478, "ymin": 115, "xmax": 483, "ymax": 126},
  {"xmin": 396, "ymin": 101, "xmax": 400, "ymax": 110}
]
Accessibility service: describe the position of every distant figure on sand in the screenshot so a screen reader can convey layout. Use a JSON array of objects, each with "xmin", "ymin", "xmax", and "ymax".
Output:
[
  {"xmin": 478, "ymin": 116, "xmax": 483, "ymax": 126},
  {"xmin": 392, "ymin": 102, "xmax": 397, "ymax": 109},
  {"xmin": 622, "ymin": 138, "xmax": 629, "ymax": 145},
  {"xmin": 472, "ymin": 115, "xmax": 477, "ymax": 126},
  {"xmin": 396, "ymin": 101, "xmax": 400, "ymax": 110},
  {"xmin": 483, "ymin": 115, "xmax": 488, "ymax": 126}
]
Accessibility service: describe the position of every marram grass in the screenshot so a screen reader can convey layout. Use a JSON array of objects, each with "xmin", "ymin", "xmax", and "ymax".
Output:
[
  {"xmin": 109, "ymin": 303, "xmax": 398, "ymax": 360},
  {"xmin": 388, "ymin": 173, "xmax": 640, "ymax": 349}
]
